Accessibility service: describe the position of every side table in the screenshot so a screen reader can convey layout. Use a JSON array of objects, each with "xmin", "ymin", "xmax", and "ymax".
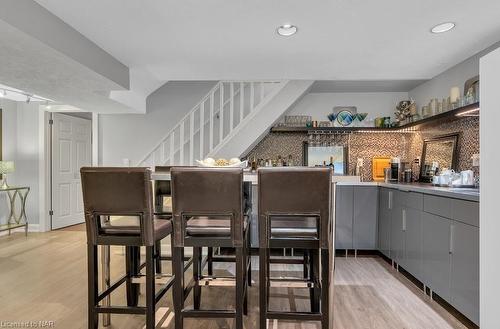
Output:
[{"xmin": 0, "ymin": 186, "xmax": 30, "ymax": 236}]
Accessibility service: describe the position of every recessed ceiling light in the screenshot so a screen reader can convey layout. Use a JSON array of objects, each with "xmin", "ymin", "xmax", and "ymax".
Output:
[
  {"xmin": 431, "ymin": 22, "xmax": 455, "ymax": 34},
  {"xmin": 277, "ymin": 24, "xmax": 297, "ymax": 37}
]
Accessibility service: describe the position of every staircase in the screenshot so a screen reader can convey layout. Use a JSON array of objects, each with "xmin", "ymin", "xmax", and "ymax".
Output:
[{"xmin": 137, "ymin": 81, "xmax": 287, "ymax": 166}]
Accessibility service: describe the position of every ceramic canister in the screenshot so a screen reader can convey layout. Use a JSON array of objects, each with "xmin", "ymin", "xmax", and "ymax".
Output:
[{"xmin": 461, "ymin": 170, "xmax": 474, "ymax": 185}]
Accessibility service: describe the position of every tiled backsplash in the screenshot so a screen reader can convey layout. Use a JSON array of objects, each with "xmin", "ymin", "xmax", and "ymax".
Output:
[
  {"xmin": 407, "ymin": 117, "xmax": 479, "ymax": 173},
  {"xmin": 245, "ymin": 116, "xmax": 479, "ymax": 181}
]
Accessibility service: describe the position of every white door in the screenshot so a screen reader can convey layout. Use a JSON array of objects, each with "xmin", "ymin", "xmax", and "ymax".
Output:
[{"xmin": 52, "ymin": 113, "xmax": 92, "ymax": 229}]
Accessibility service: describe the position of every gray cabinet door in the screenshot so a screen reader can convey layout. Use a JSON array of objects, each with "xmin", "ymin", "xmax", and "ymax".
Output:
[
  {"xmin": 378, "ymin": 188, "xmax": 392, "ymax": 257},
  {"xmin": 422, "ymin": 212, "xmax": 451, "ymax": 300},
  {"xmin": 390, "ymin": 198, "xmax": 404, "ymax": 264},
  {"xmin": 404, "ymin": 207, "xmax": 423, "ymax": 281},
  {"xmin": 353, "ymin": 187, "xmax": 378, "ymax": 249},
  {"xmin": 335, "ymin": 186, "xmax": 353, "ymax": 249},
  {"xmin": 450, "ymin": 221, "xmax": 479, "ymax": 325}
]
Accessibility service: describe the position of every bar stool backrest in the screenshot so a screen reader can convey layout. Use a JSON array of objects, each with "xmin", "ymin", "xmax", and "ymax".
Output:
[
  {"xmin": 154, "ymin": 166, "xmax": 196, "ymax": 214},
  {"xmin": 80, "ymin": 167, "xmax": 155, "ymax": 246},
  {"xmin": 170, "ymin": 167, "xmax": 244, "ymax": 247},
  {"xmin": 258, "ymin": 167, "xmax": 332, "ymax": 249}
]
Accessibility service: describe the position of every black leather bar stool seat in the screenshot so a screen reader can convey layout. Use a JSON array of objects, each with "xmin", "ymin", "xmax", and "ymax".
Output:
[
  {"xmin": 171, "ymin": 167, "xmax": 251, "ymax": 329},
  {"xmin": 100, "ymin": 216, "xmax": 172, "ymax": 236},
  {"xmin": 81, "ymin": 167, "xmax": 175, "ymax": 329}
]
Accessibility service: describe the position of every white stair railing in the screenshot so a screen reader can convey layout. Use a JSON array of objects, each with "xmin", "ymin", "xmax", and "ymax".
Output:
[{"xmin": 137, "ymin": 81, "xmax": 285, "ymax": 167}]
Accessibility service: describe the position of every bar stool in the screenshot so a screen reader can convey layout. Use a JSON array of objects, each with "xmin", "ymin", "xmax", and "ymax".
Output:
[
  {"xmin": 258, "ymin": 167, "xmax": 334, "ymax": 329},
  {"xmin": 155, "ymin": 166, "xmax": 253, "ymax": 277},
  {"xmin": 170, "ymin": 167, "xmax": 251, "ymax": 329},
  {"xmin": 80, "ymin": 167, "xmax": 173, "ymax": 329}
]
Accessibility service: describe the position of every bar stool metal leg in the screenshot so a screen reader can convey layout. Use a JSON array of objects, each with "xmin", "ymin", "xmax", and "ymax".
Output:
[
  {"xmin": 247, "ymin": 230, "xmax": 252, "ymax": 287},
  {"xmin": 173, "ymin": 246, "xmax": 185, "ymax": 329},
  {"xmin": 88, "ymin": 244, "xmax": 99, "ymax": 329},
  {"xmin": 193, "ymin": 247, "xmax": 202, "ymax": 310},
  {"xmin": 145, "ymin": 246, "xmax": 156, "ymax": 329},
  {"xmin": 155, "ymin": 240, "xmax": 162, "ymax": 274},
  {"xmin": 310, "ymin": 249, "xmax": 321, "ymax": 313},
  {"xmin": 101, "ymin": 245, "xmax": 111, "ymax": 327},
  {"xmin": 321, "ymin": 249, "xmax": 331, "ymax": 329},
  {"xmin": 259, "ymin": 247, "xmax": 269, "ymax": 329},
  {"xmin": 207, "ymin": 247, "xmax": 213, "ymax": 276},
  {"xmin": 235, "ymin": 247, "xmax": 244, "ymax": 329},
  {"xmin": 303, "ymin": 249, "xmax": 309, "ymax": 279},
  {"xmin": 125, "ymin": 246, "xmax": 140, "ymax": 307}
]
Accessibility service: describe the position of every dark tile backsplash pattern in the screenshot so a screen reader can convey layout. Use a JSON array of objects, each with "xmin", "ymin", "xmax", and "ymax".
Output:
[
  {"xmin": 406, "ymin": 117, "xmax": 479, "ymax": 174},
  {"xmin": 245, "ymin": 116, "xmax": 479, "ymax": 181}
]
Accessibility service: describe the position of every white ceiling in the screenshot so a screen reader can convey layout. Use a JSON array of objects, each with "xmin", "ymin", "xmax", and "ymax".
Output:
[
  {"xmin": 0, "ymin": 16, "xmax": 136, "ymax": 113},
  {"xmin": 35, "ymin": 0, "xmax": 500, "ymax": 82}
]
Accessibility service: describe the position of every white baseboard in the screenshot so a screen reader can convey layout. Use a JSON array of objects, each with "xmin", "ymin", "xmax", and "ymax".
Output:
[{"xmin": 0, "ymin": 223, "xmax": 40, "ymax": 237}]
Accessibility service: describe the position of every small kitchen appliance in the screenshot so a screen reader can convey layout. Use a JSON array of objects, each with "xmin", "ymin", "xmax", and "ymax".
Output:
[{"xmin": 390, "ymin": 157, "xmax": 401, "ymax": 181}]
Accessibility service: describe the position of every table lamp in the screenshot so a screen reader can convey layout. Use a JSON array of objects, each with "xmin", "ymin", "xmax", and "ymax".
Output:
[{"xmin": 0, "ymin": 161, "xmax": 15, "ymax": 189}]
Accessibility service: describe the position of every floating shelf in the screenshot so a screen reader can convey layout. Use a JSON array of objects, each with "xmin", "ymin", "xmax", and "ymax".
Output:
[{"xmin": 270, "ymin": 102, "xmax": 479, "ymax": 133}]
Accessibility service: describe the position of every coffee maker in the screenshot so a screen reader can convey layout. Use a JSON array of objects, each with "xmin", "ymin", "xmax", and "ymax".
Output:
[{"xmin": 390, "ymin": 157, "xmax": 401, "ymax": 182}]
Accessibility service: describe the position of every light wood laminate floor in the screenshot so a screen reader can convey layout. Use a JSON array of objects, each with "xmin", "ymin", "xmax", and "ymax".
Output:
[{"xmin": 0, "ymin": 226, "xmax": 468, "ymax": 329}]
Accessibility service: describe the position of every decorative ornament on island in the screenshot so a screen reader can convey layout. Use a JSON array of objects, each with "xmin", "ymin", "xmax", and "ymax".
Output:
[{"xmin": 196, "ymin": 157, "xmax": 248, "ymax": 168}]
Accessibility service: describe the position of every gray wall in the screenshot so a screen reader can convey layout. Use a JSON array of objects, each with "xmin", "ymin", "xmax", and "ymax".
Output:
[
  {"xmin": 99, "ymin": 81, "xmax": 217, "ymax": 166},
  {"xmin": 409, "ymin": 41, "xmax": 500, "ymax": 109},
  {"xmin": 1, "ymin": 99, "xmax": 41, "ymax": 227},
  {"xmin": 286, "ymin": 92, "xmax": 408, "ymax": 121}
]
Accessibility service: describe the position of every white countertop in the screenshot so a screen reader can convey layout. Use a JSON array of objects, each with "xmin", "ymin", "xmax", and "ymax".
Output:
[
  {"xmin": 151, "ymin": 172, "xmax": 479, "ymax": 202},
  {"xmin": 337, "ymin": 181, "xmax": 479, "ymax": 202},
  {"xmin": 151, "ymin": 171, "xmax": 361, "ymax": 184}
]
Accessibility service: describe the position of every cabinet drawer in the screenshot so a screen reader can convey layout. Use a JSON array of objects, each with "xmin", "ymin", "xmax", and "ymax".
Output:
[
  {"xmin": 396, "ymin": 190, "xmax": 423, "ymax": 210},
  {"xmin": 424, "ymin": 195, "xmax": 452, "ymax": 218},
  {"xmin": 406, "ymin": 191, "xmax": 423, "ymax": 210},
  {"xmin": 451, "ymin": 199, "xmax": 479, "ymax": 227}
]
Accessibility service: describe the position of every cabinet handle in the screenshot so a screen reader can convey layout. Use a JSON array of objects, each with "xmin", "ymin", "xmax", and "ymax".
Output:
[
  {"xmin": 449, "ymin": 224, "xmax": 454, "ymax": 254},
  {"xmin": 388, "ymin": 191, "xmax": 393, "ymax": 210},
  {"xmin": 402, "ymin": 209, "xmax": 406, "ymax": 231}
]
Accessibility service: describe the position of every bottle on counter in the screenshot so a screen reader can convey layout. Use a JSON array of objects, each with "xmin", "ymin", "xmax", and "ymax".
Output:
[
  {"xmin": 328, "ymin": 156, "xmax": 335, "ymax": 172},
  {"xmin": 251, "ymin": 157, "xmax": 257, "ymax": 171},
  {"xmin": 288, "ymin": 154, "xmax": 294, "ymax": 167}
]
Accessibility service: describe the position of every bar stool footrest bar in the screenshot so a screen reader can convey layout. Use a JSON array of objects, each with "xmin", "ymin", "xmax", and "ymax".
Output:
[
  {"xmin": 266, "ymin": 311, "xmax": 323, "ymax": 321},
  {"xmin": 95, "ymin": 306, "xmax": 147, "ymax": 315},
  {"xmin": 181, "ymin": 308, "xmax": 237, "ymax": 318}
]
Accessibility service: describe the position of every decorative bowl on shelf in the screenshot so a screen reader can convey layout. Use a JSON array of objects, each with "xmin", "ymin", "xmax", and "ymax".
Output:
[
  {"xmin": 357, "ymin": 113, "xmax": 368, "ymax": 121},
  {"xmin": 327, "ymin": 112, "xmax": 337, "ymax": 123},
  {"xmin": 351, "ymin": 113, "xmax": 368, "ymax": 127},
  {"xmin": 336, "ymin": 110, "xmax": 354, "ymax": 126}
]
